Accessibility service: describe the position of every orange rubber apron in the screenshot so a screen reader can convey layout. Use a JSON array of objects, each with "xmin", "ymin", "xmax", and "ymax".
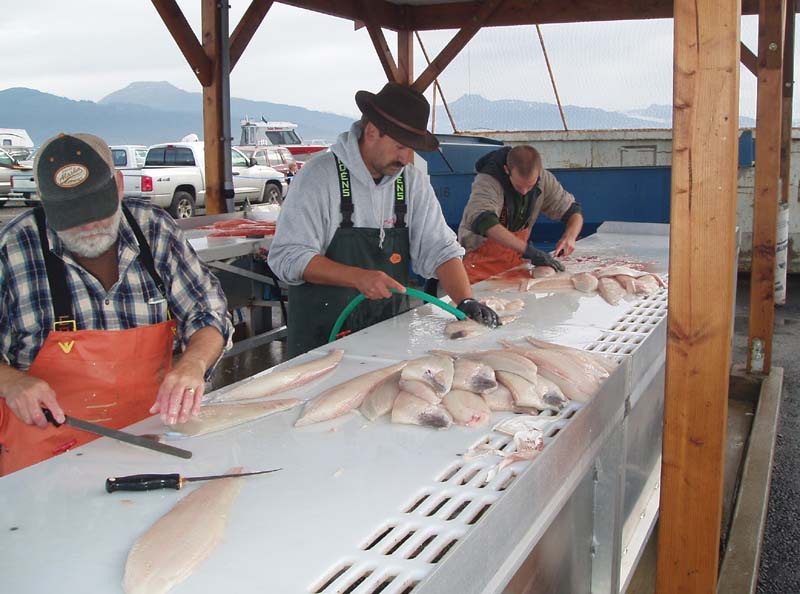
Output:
[
  {"xmin": 0, "ymin": 320, "xmax": 175, "ymax": 476},
  {"xmin": 463, "ymin": 228, "xmax": 530, "ymax": 284},
  {"xmin": 0, "ymin": 205, "xmax": 176, "ymax": 476}
]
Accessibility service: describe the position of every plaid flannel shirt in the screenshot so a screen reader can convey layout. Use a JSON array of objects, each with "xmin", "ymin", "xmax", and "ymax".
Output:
[{"xmin": 0, "ymin": 198, "xmax": 233, "ymax": 371}]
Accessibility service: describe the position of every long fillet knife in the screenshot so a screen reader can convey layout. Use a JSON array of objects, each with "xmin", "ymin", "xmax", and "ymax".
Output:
[
  {"xmin": 105, "ymin": 468, "xmax": 282, "ymax": 492},
  {"xmin": 42, "ymin": 408, "xmax": 192, "ymax": 459}
]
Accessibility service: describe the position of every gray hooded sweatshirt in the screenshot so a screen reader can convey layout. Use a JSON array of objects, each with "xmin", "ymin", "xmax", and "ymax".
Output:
[{"xmin": 268, "ymin": 122, "xmax": 464, "ymax": 285}]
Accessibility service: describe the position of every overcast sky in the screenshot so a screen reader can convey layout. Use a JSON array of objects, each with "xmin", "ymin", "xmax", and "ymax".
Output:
[{"xmin": 1, "ymin": 1, "xmax": 794, "ymax": 120}]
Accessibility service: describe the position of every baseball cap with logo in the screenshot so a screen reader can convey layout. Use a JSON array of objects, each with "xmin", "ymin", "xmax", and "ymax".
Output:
[{"xmin": 34, "ymin": 133, "xmax": 120, "ymax": 231}]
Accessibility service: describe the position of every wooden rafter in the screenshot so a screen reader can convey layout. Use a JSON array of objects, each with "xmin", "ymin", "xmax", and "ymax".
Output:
[
  {"xmin": 151, "ymin": 0, "xmax": 212, "ymax": 86},
  {"xmin": 230, "ymin": 0, "xmax": 275, "ymax": 70},
  {"xmin": 741, "ymin": 41, "xmax": 758, "ymax": 75},
  {"xmin": 412, "ymin": 0, "xmax": 506, "ymax": 93},
  {"xmin": 275, "ymin": 0, "xmax": 766, "ymax": 30},
  {"xmin": 397, "ymin": 30, "xmax": 414, "ymax": 84},
  {"xmin": 360, "ymin": 0, "xmax": 400, "ymax": 82},
  {"xmin": 415, "ymin": 31, "xmax": 459, "ymax": 133}
]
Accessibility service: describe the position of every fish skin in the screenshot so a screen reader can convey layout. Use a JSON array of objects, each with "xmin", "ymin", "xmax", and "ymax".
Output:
[
  {"xmin": 391, "ymin": 391, "xmax": 453, "ymax": 428},
  {"xmin": 571, "ymin": 272, "xmax": 599, "ymax": 293},
  {"xmin": 295, "ymin": 362, "xmax": 407, "ymax": 427},
  {"xmin": 168, "ymin": 399, "xmax": 301, "ymax": 437},
  {"xmin": 212, "ymin": 349, "xmax": 344, "ymax": 402},
  {"xmin": 400, "ymin": 355, "xmax": 454, "ymax": 396},
  {"xmin": 496, "ymin": 371, "xmax": 566, "ymax": 412},
  {"xmin": 597, "ymin": 277, "xmax": 626, "ymax": 305},
  {"xmin": 452, "ymin": 358, "xmax": 497, "ymax": 393},
  {"xmin": 123, "ymin": 468, "xmax": 244, "ymax": 594},
  {"xmin": 360, "ymin": 372, "xmax": 402, "ymax": 421},
  {"xmin": 442, "ymin": 389, "xmax": 492, "ymax": 427},
  {"xmin": 444, "ymin": 319, "xmax": 491, "ymax": 340}
]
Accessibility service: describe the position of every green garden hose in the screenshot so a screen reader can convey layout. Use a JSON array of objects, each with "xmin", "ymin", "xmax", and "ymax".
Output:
[{"xmin": 328, "ymin": 286, "xmax": 466, "ymax": 343}]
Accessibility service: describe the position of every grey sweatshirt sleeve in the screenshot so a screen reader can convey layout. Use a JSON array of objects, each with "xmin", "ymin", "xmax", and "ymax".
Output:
[
  {"xmin": 407, "ymin": 169, "xmax": 465, "ymax": 279},
  {"xmin": 267, "ymin": 164, "xmax": 335, "ymax": 285},
  {"xmin": 538, "ymin": 169, "xmax": 577, "ymax": 220}
]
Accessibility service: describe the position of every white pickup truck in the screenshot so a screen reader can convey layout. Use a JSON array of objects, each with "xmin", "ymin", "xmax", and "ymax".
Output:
[
  {"xmin": 139, "ymin": 142, "xmax": 288, "ymax": 218},
  {"xmin": 5, "ymin": 144, "xmax": 149, "ymax": 205},
  {"xmin": 110, "ymin": 145, "xmax": 148, "ymax": 198}
]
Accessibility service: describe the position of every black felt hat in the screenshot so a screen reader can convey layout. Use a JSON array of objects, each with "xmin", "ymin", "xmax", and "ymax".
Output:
[{"xmin": 355, "ymin": 82, "xmax": 439, "ymax": 152}]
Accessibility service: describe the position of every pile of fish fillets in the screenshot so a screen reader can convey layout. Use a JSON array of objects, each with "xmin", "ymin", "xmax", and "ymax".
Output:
[
  {"xmin": 520, "ymin": 265, "xmax": 666, "ymax": 305},
  {"xmin": 293, "ymin": 337, "xmax": 616, "ymax": 429}
]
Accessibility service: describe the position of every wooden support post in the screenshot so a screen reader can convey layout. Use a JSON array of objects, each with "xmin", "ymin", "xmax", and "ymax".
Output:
[
  {"xmin": 656, "ymin": 0, "xmax": 740, "ymax": 592},
  {"xmin": 748, "ymin": 0, "xmax": 786, "ymax": 372},
  {"xmin": 201, "ymin": 0, "xmax": 226, "ymax": 215},
  {"xmin": 397, "ymin": 30, "xmax": 413, "ymax": 85},
  {"xmin": 780, "ymin": 7, "xmax": 794, "ymax": 205}
]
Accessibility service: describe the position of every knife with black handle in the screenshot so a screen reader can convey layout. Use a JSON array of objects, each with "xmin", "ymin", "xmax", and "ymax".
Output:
[{"xmin": 105, "ymin": 468, "xmax": 282, "ymax": 492}]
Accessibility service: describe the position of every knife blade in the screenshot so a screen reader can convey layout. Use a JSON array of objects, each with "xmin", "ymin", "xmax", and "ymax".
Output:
[
  {"xmin": 105, "ymin": 468, "xmax": 282, "ymax": 492},
  {"xmin": 42, "ymin": 408, "xmax": 192, "ymax": 459}
]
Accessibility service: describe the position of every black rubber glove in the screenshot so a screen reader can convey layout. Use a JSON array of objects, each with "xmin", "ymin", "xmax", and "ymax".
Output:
[
  {"xmin": 457, "ymin": 298, "xmax": 500, "ymax": 328},
  {"xmin": 523, "ymin": 242, "xmax": 565, "ymax": 272}
]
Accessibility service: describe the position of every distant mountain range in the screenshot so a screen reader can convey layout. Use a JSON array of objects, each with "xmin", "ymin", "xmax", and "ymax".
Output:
[
  {"xmin": 433, "ymin": 94, "xmax": 757, "ymax": 132},
  {"xmin": 0, "ymin": 81, "xmax": 758, "ymax": 146}
]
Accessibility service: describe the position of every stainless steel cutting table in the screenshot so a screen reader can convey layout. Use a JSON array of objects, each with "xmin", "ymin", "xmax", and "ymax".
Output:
[{"xmin": 0, "ymin": 222, "xmax": 669, "ymax": 594}]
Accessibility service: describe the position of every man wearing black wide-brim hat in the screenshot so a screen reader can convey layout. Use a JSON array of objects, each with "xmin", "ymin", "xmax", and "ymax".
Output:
[{"xmin": 268, "ymin": 82, "xmax": 500, "ymax": 356}]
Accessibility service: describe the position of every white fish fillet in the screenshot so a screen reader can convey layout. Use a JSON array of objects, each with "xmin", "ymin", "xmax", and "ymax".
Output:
[
  {"xmin": 168, "ymin": 399, "xmax": 301, "ymax": 437},
  {"xmin": 391, "ymin": 391, "xmax": 453, "ymax": 428},
  {"xmin": 595, "ymin": 266, "xmax": 665, "ymax": 287},
  {"xmin": 598, "ymin": 277, "xmax": 626, "ymax": 305},
  {"xmin": 398, "ymin": 379, "xmax": 441, "ymax": 404},
  {"xmin": 482, "ymin": 384, "xmax": 516, "ymax": 411},
  {"xmin": 360, "ymin": 372, "xmax": 402, "ymax": 421},
  {"xmin": 400, "ymin": 354, "xmax": 454, "ymax": 396},
  {"xmin": 442, "ymin": 389, "xmax": 492, "ymax": 427},
  {"xmin": 521, "ymin": 272, "xmax": 575, "ymax": 292},
  {"xmin": 451, "ymin": 358, "xmax": 497, "ymax": 393},
  {"xmin": 636, "ymin": 274, "xmax": 663, "ymax": 294},
  {"xmin": 501, "ymin": 342, "xmax": 597, "ymax": 402},
  {"xmin": 444, "ymin": 318, "xmax": 491, "ymax": 340},
  {"xmin": 461, "ymin": 350, "xmax": 539, "ymax": 382},
  {"xmin": 532, "ymin": 265, "xmax": 557, "ymax": 278},
  {"xmin": 481, "ymin": 297, "xmax": 525, "ymax": 316},
  {"xmin": 213, "ymin": 349, "xmax": 344, "ymax": 402},
  {"xmin": 123, "ymin": 468, "xmax": 244, "ymax": 594},
  {"xmin": 295, "ymin": 362, "xmax": 406, "ymax": 427},
  {"xmin": 571, "ymin": 272, "xmax": 599, "ymax": 293},
  {"xmin": 525, "ymin": 337, "xmax": 616, "ymax": 375}
]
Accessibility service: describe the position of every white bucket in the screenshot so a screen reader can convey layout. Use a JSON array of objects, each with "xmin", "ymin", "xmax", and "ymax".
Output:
[{"xmin": 774, "ymin": 201, "xmax": 789, "ymax": 305}]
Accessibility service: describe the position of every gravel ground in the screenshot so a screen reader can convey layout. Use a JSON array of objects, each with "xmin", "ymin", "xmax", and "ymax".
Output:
[{"xmin": 739, "ymin": 273, "xmax": 800, "ymax": 594}]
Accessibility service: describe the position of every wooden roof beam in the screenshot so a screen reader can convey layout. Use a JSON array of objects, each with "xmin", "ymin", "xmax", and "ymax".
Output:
[
  {"xmin": 412, "ymin": 0, "xmax": 507, "ymax": 93},
  {"xmin": 278, "ymin": 0, "xmax": 407, "ymax": 30},
  {"xmin": 151, "ymin": 0, "xmax": 212, "ymax": 86},
  {"xmin": 230, "ymin": 0, "xmax": 275, "ymax": 71}
]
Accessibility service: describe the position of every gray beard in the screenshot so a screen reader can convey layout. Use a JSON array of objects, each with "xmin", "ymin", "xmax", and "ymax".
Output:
[{"xmin": 57, "ymin": 207, "xmax": 122, "ymax": 258}]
